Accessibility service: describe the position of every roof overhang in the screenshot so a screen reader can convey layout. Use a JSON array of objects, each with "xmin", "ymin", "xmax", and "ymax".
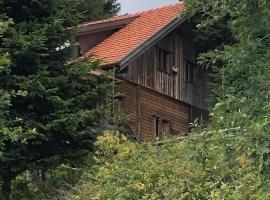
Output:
[
  {"xmin": 118, "ymin": 15, "xmax": 188, "ymax": 71},
  {"xmin": 78, "ymin": 15, "xmax": 139, "ymax": 36}
]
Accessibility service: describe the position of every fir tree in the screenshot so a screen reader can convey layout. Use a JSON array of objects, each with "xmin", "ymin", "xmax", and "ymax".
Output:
[
  {"xmin": 76, "ymin": 0, "xmax": 120, "ymax": 22},
  {"xmin": 0, "ymin": 17, "xmax": 12, "ymax": 200},
  {"xmin": 0, "ymin": 1, "xmax": 112, "ymax": 199}
]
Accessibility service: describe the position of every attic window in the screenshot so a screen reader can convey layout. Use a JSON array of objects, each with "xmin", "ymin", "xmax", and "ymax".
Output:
[
  {"xmin": 157, "ymin": 47, "xmax": 174, "ymax": 74},
  {"xmin": 185, "ymin": 59, "xmax": 196, "ymax": 83}
]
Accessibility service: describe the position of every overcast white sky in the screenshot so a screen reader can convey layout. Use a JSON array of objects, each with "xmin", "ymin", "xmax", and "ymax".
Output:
[{"xmin": 118, "ymin": 0, "xmax": 179, "ymax": 14}]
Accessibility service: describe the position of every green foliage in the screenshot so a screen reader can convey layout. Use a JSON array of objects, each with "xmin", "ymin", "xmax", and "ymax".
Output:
[
  {"xmin": 0, "ymin": 0, "xmax": 115, "ymax": 199},
  {"xmin": 0, "ymin": 18, "xmax": 11, "ymax": 162},
  {"xmin": 75, "ymin": 0, "xmax": 120, "ymax": 22},
  {"xmin": 0, "ymin": 17, "xmax": 12, "ymax": 130},
  {"xmin": 64, "ymin": 131, "xmax": 270, "ymax": 199},
  {"xmin": 11, "ymin": 165, "xmax": 84, "ymax": 200},
  {"xmin": 0, "ymin": 17, "xmax": 36, "ymax": 199},
  {"xmin": 68, "ymin": 132, "xmax": 203, "ymax": 200},
  {"xmin": 1, "ymin": 0, "xmax": 269, "ymax": 199},
  {"xmin": 60, "ymin": 1, "xmax": 270, "ymax": 199}
]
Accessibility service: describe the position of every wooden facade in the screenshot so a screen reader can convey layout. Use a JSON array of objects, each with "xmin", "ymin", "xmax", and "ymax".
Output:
[
  {"xmin": 116, "ymin": 23, "xmax": 209, "ymax": 140},
  {"xmin": 117, "ymin": 81, "xmax": 189, "ymax": 141},
  {"xmin": 119, "ymin": 24, "xmax": 208, "ymax": 111},
  {"xmin": 78, "ymin": 4, "xmax": 209, "ymax": 141}
]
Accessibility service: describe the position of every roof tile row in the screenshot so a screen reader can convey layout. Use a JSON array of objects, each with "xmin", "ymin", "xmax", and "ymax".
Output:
[{"xmin": 83, "ymin": 2, "xmax": 186, "ymax": 66}]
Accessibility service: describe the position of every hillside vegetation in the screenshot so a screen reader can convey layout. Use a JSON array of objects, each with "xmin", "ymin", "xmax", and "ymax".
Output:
[
  {"xmin": 1, "ymin": 0, "xmax": 270, "ymax": 199},
  {"xmin": 64, "ymin": 0, "xmax": 270, "ymax": 199}
]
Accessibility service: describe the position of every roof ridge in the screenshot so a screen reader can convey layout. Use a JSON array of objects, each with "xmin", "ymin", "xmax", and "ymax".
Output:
[
  {"xmin": 81, "ymin": 13, "xmax": 140, "ymax": 27},
  {"xmin": 82, "ymin": 2, "xmax": 184, "ymax": 26},
  {"xmin": 131, "ymin": 2, "xmax": 184, "ymax": 16}
]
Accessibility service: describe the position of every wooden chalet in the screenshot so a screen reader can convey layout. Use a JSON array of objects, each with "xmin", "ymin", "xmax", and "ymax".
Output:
[{"xmin": 77, "ymin": 2, "xmax": 209, "ymax": 141}]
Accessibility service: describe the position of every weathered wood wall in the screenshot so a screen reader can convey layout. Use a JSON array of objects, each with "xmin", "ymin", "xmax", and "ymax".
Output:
[
  {"xmin": 121, "ymin": 25, "xmax": 208, "ymax": 110},
  {"xmin": 118, "ymin": 81, "xmax": 189, "ymax": 141}
]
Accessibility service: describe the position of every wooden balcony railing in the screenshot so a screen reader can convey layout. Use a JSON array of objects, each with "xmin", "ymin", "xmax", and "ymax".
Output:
[{"xmin": 156, "ymin": 71, "xmax": 176, "ymax": 97}]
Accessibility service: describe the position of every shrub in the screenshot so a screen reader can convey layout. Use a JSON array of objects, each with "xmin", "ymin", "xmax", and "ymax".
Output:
[{"xmin": 66, "ymin": 129, "xmax": 270, "ymax": 200}]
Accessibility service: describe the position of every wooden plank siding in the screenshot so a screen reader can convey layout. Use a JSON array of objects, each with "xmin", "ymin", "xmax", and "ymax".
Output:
[
  {"xmin": 75, "ymin": 8, "xmax": 209, "ymax": 141},
  {"xmin": 117, "ymin": 81, "xmax": 189, "ymax": 141},
  {"xmin": 123, "ymin": 28, "xmax": 208, "ymax": 111}
]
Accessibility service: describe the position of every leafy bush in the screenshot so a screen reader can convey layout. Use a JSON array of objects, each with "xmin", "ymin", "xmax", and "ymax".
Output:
[
  {"xmin": 11, "ymin": 165, "xmax": 84, "ymax": 200},
  {"xmin": 65, "ymin": 129, "xmax": 270, "ymax": 200}
]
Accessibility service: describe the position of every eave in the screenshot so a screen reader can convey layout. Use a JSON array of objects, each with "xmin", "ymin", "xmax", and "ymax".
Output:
[{"xmin": 78, "ymin": 15, "xmax": 139, "ymax": 36}]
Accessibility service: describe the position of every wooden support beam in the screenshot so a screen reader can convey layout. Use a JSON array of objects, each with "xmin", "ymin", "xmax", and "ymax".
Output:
[{"xmin": 136, "ymin": 85, "xmax": 141, "ymax": 140}]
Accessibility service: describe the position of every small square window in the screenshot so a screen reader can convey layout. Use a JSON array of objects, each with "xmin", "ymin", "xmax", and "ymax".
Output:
[{"xmin": 154, "ymin": 117, "xmax": 171, "ymax": 140}]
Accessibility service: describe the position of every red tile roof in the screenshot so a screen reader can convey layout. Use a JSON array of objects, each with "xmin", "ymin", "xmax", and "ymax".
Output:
[{"xmin": 83, "ymin": 2, "xmax": 186, "ymax": 65}]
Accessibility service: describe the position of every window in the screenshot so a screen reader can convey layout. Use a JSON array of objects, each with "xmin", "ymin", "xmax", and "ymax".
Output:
[
  {"xmin": 154, "ymin": 117, "xmax": 161, "ymax": 139},
  {"xmin": 115, "ymin": 96, "xmax": 124, "ymax": 113},
  {"xmin": 154, "ymin": 117, "xmax": 171, "ymax": 140},
  {"xmin": 185, "ymin": 59, "xmax": 195, "ymax": 83},
  {"xmin": 109, "ymin": 96, "xmax": 124, "ymax": 121},
  {"xmin": 77, "ymin": 46, "xmax": 83, "ymax": 57},
  {"xmin": 172, "ymin": 68, "xmax": 178, "ymax": 97},
  {"xmin": 157, "ymin": 47, "xmax": 174, "ymax": 74},
  {"xmin": 110, "ymin": 96, "xmax": 125, "ymax": 127}
]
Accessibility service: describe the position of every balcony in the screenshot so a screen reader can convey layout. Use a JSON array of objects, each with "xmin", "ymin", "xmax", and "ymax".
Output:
[{"xmin": 156, "ymin": 71, "xmax": 176, "ymax": 97}]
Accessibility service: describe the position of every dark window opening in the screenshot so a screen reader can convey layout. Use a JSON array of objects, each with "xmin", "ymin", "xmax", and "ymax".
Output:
[
  {"xmin": 110, "ymin": 96, "xmax": 125, "ymax": 126},
  {"xmin": 172, "ymin": 73, "xmax": 177, "ymax": 97},
  {"xmin": 117, "ymin": 67, "xmax": 129, "ymax": 79},
  {"xmin": 155, "ymin": 117, "xmax": 160, "ymax": 139},
  {"xmin": 115, "ymin": 96, "xmax": 124, "ymax": 113},
  {"xmin": 77, "ymin": 46, "xmax": 83, "ymax": 57},
  {"xmin": 119, "ymin": 67, "xmax": 128, "ymax": 74},
  {"xmin": 157, "ymin": 47, "xmax": 174, "ymax": 74},
  {"xmin": 109, "ymin": 96, "xmax": 124, "ymax": 121},
  {"xmin": 154, "ymin": 117, "xmax": 171, "ymax": 140},
  {"xmin": 147, "ymin": 65, "xmax": 153, "ymax": 87},
  {"xmin": 138, "ymin": 58, "xmax": 144, "ymax": 83},
  {"xmin": 185, "ymin": 59, "xmax": 195, "ymax": 83}
]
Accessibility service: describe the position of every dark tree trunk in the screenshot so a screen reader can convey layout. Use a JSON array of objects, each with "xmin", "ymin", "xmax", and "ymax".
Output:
[{"xmin": 1, "ymin": 177, "xmax": 11, "ymax": 200}]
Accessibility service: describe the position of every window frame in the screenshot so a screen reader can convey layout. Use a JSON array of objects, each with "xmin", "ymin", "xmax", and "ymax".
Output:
[
  {"xmin": 153, "ymin": 116, "xmax": 171, "ymax": 140},
  {"xmin": 185, "ymin": 59, "xmax": 196, "ymax": 84},
  {"xmin": 115, "ymin": 96, "xmax": 124, "ymax": 113},
  {"xmin": 157, "ymin": 46, "xmax": 174, "ymax": 74}
]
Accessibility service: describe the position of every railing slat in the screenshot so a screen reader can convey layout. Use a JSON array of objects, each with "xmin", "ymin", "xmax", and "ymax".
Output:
[{"xmin": 156, "ymin": 71, "xmax": 174, "ymax": 97}]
